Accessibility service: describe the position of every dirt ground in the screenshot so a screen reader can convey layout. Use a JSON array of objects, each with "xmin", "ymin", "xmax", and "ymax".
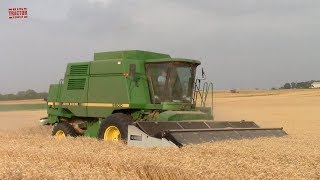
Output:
[
  {"xmin": 0, "ymin": 90, "xmax": 319, "ymax": 179},
  {"xmin": 0, "ymin": 110, "xmax": 46, "ymax": 130},
  {"xmin": 0, "ymin": 99, "xmax": 44, "ymax": 105}
]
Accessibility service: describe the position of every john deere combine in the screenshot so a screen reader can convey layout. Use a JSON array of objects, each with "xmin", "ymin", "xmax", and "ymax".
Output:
[{"xmin": 41, "ymin": 50, "xmax": 286, "ymax": 147}]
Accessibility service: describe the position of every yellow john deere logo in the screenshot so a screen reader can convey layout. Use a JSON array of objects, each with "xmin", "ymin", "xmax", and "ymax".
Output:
[{"xmin": 62, "ymin": 102, "xmax": 79, "ymax": 106}]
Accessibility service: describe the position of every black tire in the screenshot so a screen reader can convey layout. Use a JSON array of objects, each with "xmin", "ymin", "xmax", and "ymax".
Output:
[
  {"xmin": 52, "ymin": 122, "xmax": 78, "ymax": 137},
  {"xmin": 98, "ymin": 113, "xmax": 132, "ymax": 141}
]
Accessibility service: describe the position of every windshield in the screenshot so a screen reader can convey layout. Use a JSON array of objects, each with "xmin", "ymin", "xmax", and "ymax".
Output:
[{"xmin": 146, "ymin": 62, "xmax": 197, "ymax": 103}]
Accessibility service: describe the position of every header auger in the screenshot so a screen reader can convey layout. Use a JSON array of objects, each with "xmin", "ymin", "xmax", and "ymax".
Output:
[{"xmin": 41, "ymin": 50, "xmax": 287, "ymax": 147}]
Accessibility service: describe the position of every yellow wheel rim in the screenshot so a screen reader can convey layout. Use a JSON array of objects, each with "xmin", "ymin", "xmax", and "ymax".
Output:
[
  {"xmin": 55, "ymin": 130, "xmax": 66, "ymax": 138},
  {"xmin": 104, "ymin": 126, "xmax": 121, "ymax": 141}
]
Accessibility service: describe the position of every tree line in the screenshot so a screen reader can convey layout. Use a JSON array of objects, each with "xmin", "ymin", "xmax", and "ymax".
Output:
[
  {"xmin": 1, "ymin": 80, "xmax": 318, "ymax": 101},
  {"xmin": 0, "ymin": 89, "xmax": 48, "ymax": 101},
  {"xmin": 279, "ymin": 80, "xmax": 319, "ymax": 89}
]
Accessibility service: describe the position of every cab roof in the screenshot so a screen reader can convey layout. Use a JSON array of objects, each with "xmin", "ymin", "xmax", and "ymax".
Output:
[
  {"xmin": 93, "ymin": 50, "xmax": 200, "ymax": 64},
  {"xmin": 94, "ymin": 50, "xmax": 170, "ymax": 61}
]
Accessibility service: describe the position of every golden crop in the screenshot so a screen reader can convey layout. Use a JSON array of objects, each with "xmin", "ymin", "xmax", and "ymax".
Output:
[{"xmin": 0, "ymin": 90, "xmax": 319, "ymax": 179}]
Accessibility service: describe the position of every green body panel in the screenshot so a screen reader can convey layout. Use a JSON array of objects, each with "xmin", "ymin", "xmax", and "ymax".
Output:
[
  {"xmin": 124, "ymin": 59, "xmax": 151, "ymax": 105},
  {"xmin": 45, "ymin": 50, "xmax": 213, "ymax": 136},
  {"xmin": 90, "ymin": 59, "xmax": 123, "ymax": 74},
  {"xmin": 87, "ymin": 75, "xmax": 129, "ymax": 117},
  {"xmin": 47, "ymin": 84, "xmax": 60, "ymax": 102},
  {"xmin": 160, "ymin": 102, "xmax": 192, "ymax": 111},
  {"xmin": 84, "ymin": 121, "xmax": 100, "ymax": 137},
  {"xmin": 158, "ymin": 110, "xmax": 211, "ymax": 121},
  {"xmin": 61, "ymin": 62, "xmax": 89, "ymax": 116}
]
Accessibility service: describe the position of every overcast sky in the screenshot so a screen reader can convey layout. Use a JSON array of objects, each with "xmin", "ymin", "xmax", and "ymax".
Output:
[{"xmin": 0, "ymin": 0, "xmax": 319, "ymax": 93}]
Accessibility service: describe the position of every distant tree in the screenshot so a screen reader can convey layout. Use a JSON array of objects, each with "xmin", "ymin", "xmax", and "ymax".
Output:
[
  {"xmin": 283, "ymin": 83, "xmax": 291, "ymax": 89},
  {"xmin": 0, "ymin": 90, "xmax": 48, "ymax": 101},
  {"xmin": 25, "ymin": 89, "xmax": 37, "ymax": 99},
  {"xmin": 17, "ymin": 91, "xmax": 27, "ymax": 97},
  {"xmin": 279, "ymin": 80, "xmax": 320, "ymax": 89}
]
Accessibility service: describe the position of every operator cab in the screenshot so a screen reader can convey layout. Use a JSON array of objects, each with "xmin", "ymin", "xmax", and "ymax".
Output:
[{"xmin": 145, "ymin": 62, "xmax": 198, "ymax": 104}]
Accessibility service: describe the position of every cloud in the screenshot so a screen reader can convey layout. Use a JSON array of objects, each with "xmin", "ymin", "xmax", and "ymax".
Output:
[
  {"xmin": 0, "ymin": 0, "xmax": 320, "ymax": 93},
  {"xmin": 87, "ymin": 0, "xmax": 114, "ymax": 5}
]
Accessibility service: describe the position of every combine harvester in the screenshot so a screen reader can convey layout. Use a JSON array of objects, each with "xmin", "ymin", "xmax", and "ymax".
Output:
[{"xmin": 40, "ymin": 50, "xmax": 287, "ymax": 147}]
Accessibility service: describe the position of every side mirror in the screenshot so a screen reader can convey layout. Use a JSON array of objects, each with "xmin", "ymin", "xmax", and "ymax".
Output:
[
  {"xmin": 129, "ymin": 64, "xmax": 136, "ymax": 77},
  {"xmin": 201, "ymin": 68, "xmax": 206, "ymax": 79}
]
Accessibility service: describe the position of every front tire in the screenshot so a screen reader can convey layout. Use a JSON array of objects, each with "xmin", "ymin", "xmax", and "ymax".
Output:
[
  {"xmin": 98, "ymin": 113, "xmax": 132, "ymax": 142},
  {"xmin": 52, "ymin": 122, "xmax": 78, "ymax": 138}
]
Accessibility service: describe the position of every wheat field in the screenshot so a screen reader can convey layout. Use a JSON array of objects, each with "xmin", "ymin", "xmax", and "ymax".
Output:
[{"xmin": 0, "ymin": 90, "xmax": 319, "ymax": 179}]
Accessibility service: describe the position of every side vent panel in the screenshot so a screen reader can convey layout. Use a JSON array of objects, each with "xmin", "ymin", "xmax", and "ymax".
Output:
[
  {"xmin": 70, "ymin": 64, "xmax": 89, "ymax": 76},
  {"xmin": 67, "ymin": 78, "xmax": 86, "ymax": 90}
]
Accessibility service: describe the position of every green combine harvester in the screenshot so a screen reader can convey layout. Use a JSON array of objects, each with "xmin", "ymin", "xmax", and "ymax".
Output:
[{"xmin": 40, "ymin": 50, "xmax": 287, "ymax": 147}]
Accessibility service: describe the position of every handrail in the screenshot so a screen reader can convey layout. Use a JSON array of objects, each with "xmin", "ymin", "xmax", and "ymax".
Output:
[
  {"xmin": 192, "ymin": 80, "xmax": 201, "ymax": 106},
  {"xmin": 193, "ymin": 80, "xmax": 214, "ymax": 113},
  {"xmin": 202, "ymin": 82, "xmax": 214, "ymax": 113}
]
